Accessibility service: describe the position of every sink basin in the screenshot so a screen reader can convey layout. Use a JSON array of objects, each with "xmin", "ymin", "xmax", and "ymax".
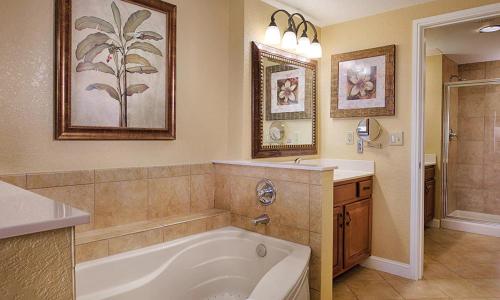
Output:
[{"xmin": 278, "ymin": 159, "xmax": 338, "ymax": 168}]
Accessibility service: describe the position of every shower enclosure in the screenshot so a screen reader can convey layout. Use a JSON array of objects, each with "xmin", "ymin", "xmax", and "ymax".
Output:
[{"xmin": 441, "ymin": 77, "xmax": 500, "ymax": 236}]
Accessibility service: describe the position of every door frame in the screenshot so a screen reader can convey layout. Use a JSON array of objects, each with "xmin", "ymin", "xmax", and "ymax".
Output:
[{"xmin": 410, "ymin": 3, "xmax": 500, "ymax": 280}]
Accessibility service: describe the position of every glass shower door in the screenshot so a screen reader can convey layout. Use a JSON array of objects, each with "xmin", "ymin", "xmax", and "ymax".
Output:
[{"xmin": 443, "ymin": 79, "xmax": 500, "ymax": 224}]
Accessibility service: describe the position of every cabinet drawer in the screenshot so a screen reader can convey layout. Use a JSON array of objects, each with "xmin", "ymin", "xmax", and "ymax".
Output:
[
  {"xmin": 334, "ymin": 183, "xmax": 356, "ymax": 205},
  {"xmin": 358, "ymin": 180, "xmax": 372, "ymax": 199},
  {"xmin": 425, "ymin": 166, "xmax": 435, "ymax": 181}
]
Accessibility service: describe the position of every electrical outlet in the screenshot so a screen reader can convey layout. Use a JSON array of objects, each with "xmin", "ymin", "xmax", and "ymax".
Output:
[
  {"xmin": 345, "ymin": 131, "xmax": 354, "ymax": 145},
  {"xmin": 389, "ymin": 132, "xmax": 404, "ymax": 146}
]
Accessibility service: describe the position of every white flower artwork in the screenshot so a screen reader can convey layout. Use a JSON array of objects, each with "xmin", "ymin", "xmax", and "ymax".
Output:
[
  {"xmin": 270, "ymin": 68, "xmax": 306, "ymax": 114},
  {"xmin": 338, "ymin": 55, "xmax": 386, "ymax": 110}
]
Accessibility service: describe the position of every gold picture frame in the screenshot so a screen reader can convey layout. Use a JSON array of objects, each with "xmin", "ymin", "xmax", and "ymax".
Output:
[{"xmin": 331, "ymin": 45, "xmax": 395, "ymax": 118}]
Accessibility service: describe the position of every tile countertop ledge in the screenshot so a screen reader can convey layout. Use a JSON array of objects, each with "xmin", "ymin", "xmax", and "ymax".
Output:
[
  {"xmin": 213, "ymin": 159, "xmax": 375, "ymax": 183},
  {"xmin": 212, "ymin": 160, "xmax": 337, "ymax": 171},
  {"xmin": 0, "ymin": 181, "xmax": 89, "ymax": 240}
]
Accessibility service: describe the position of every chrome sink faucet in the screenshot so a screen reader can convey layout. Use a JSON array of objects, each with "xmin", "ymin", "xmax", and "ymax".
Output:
[{"xmin": 252, "ymin": 214, "xmax": 270, "ymax": 225}]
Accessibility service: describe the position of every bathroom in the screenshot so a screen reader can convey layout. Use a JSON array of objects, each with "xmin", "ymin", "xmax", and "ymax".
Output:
[{"xmin": 1, "ymin": 0, "xmax": 499, "ymax": 299}]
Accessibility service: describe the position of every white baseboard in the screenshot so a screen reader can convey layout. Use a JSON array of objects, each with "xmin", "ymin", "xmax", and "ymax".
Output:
[
  {"xmin": 425, "ymin": 218, "xmax": 440, "ymax": 228},
  {"xmin": 441, "ymin": 218, "xmax": 500, "ymax": 237},
  {"xmin": 361, "ymin": 256, "xmax": 413, "ymax": 280}
]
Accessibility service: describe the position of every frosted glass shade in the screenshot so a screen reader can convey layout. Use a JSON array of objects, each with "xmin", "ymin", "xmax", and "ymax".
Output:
[
  {"xmin": 308, "ymin": 41, "xmax": 322, "ymax": 58},
  {"xmin": 264, "ymin": 25, "xmax": 281, "ymax": 45},
  {"xmin": 281, "ymin": 30, "xmax": 297, "ymax": 50},
  {"xmin": 296, "ymin": 36, "xmax": 310, "ymax": 54}
]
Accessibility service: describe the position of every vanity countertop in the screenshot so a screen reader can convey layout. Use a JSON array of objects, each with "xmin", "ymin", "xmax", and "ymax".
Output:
[
  {"xmin": 329, "ymin": 159, "xmax": 374, "ymax": 183},
  {"xmin": 334, "ymin": 170, "xmax": 374, "ymax": 183},
  {"xmin": 0, "ymin": 181, "xmax": 89, "ymax": 240},
  {"xmin": 212, "ymin": 160, "xmax": 337, "ymax": 171},
  {"xmin": 425, "ymin": 153, "xmax": 437, "ymax": 166},
  {"xmin": 213, "ymin": 159, "xmax": 375, "ymax": 183}
]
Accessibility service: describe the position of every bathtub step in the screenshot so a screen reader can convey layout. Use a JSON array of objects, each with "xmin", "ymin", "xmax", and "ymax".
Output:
[{"xmin": 75, "ymin": 209, "xmax": 230, "ymax": 263}]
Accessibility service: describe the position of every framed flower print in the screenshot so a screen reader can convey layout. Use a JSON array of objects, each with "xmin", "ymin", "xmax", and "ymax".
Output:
[
  {"xmin": 55, "ymin": 0, "xmax": 176, "ymax": 139},
  {"xmin": 265, "ymin": 64, "xmax": 312, "ymax": 121},
  {"xmin": 331, "ymin": 45, "xmax": 395, "ymax": 118}
]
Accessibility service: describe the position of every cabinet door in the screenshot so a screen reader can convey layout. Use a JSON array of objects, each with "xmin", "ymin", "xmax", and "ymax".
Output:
[
  {"xmin": 424, "ymin": 179, "xmax": 435, "ymax": 224},
  {"xmin": 333, "ymin": 206, "xmax": 343, "ymax": 276},
  {"xmin": 344, "ymin": 198, "xmax": 372, "ymax": 269}
]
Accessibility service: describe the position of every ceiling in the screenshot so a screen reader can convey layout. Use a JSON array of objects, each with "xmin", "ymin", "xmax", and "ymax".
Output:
[
  {"xmin": 262, "ymin": 0, "xmax": 433, "ymax": 26},
  {"xmin": 425, "ymin": 16, "xmax": 500, "ymax": 64}
]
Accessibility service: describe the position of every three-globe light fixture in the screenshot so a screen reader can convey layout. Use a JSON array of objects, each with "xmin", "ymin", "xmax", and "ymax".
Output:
[{"xmin": 264, "ymin": 9, "xmax": 322, "ymax": 59}]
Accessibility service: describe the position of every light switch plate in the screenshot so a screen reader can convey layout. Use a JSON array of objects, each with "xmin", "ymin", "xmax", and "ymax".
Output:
[
  {"xmin": 345, "ymin": 131, "xmax": 354, "ymax": 145},
  {"xmin": 389, "ymin": 132, "xmax": 404, "ymax": 146}
]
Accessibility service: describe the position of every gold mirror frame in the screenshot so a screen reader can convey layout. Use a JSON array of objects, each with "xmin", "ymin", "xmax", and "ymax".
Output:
[{"xmin": 251, "ymin": 42, "xmax": 317, "ymax": 158}]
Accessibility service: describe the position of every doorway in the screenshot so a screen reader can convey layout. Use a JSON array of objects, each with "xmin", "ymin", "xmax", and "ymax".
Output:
[{"xmin": 412, "ymin": 3, "xmax": 500, "ymax": 280}]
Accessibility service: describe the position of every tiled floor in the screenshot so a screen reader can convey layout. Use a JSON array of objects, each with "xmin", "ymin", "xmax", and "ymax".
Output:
[{"xmin": 333, "ymin": 227, "xmax": 500, "ymax": 299}]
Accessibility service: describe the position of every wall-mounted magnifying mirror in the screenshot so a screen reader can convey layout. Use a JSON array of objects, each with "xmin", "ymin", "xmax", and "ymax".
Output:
[
  {"xmin": 356, "ymin": 118, "xmax": 381, "ymax": 142},
  {"xmin": 356, "ymin": 118, "xmax": 382, "ymax": 152}
]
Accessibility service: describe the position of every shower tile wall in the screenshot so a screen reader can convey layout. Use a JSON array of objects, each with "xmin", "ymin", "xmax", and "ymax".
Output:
[{"xmin": 451, "ymin": 60, "xmax": 500, "ymax": 215}]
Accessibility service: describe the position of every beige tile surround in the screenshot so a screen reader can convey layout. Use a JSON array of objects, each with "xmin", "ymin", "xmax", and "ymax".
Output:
[
  {"xmin": 1, "ymin": 162, "xmax": 333, "ymax": 299},
  {"xmin": 213, "ymin": 163, "xmax": 333, "ymax": 299},
  {"xmin": 1, "ymin": 163, "xmax": 215, "ymax": 232},
  {"xmin": 75, "ymin": 209, "xmax": 230, "ymax": 262},
  {"xmin": 0, "ymin": 163, "xmax": 220, "ymax": 263}
]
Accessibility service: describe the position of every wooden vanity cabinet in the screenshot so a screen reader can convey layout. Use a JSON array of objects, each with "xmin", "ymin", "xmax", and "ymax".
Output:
[
  {"xmin": 333, "ymin": 206, "xmax": 343, "ymax": 275},
  {"xmin": 333, "ymin": 176, "xmax": 373, "ymax": 278},
  {"xmin": 424, "ymin": 165, "xmax": 436, "ymax": 225}
]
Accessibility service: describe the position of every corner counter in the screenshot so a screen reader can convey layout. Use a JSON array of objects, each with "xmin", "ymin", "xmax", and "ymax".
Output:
[
  {"xmin": 0, "ymin": 181, "xmax": 89, "ymax": 239},
  {"xmin": 0, "ymin": 181, "xmax": 90, "ymax": 300}
]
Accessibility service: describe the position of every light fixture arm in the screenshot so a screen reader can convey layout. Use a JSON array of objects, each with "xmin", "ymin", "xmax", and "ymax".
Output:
[
  {"xmin": 264, "ymin": 9, "xmax": 322, "ymax": 57},
  {"xmin": 268, "ymin": 10, "xmax": 308, "ymax": 35},
  {"xmin": 296, "ymin": 20, "xmax": 319, "ymax": 42},
  {"xmin": 288, "ymin": 13, "xmax": 308, "ymax": 36},
  {"xmin": 269, "ymin": 9, "xmax": 291, "ymax": 27}
]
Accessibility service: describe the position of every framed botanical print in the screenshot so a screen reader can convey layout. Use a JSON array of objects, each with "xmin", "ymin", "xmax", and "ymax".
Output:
[
  {"xmin": 265, "ymin": 64, "xmax": 312, "ymax": 121},
  {"xmin": 55, "ymin": 0, "xmax": 176, "ymax": 140},
  {"xmin": 331, "ymin": 45, "xmax": 395, "ymax": 118}
]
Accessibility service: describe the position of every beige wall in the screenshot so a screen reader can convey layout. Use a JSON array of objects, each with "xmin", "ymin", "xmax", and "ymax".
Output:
[
  {"xmin": 0, "ymin": 0, "xmax": 230, "ymax": 174},
  {"xmin": 424, "ymin": 55, "xmax": 443, "ymax": 218},
  {"xmin": 319, "ymin": 0, "xmax": 498, "ymax": 263}
]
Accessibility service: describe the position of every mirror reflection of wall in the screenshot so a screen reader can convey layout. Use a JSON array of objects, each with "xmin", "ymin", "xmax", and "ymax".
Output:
[{"xmin": 262, "ymin": 57, "xmax": 314, "ymax": 146}]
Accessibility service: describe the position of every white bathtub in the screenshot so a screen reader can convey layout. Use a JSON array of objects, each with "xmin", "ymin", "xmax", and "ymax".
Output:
[{"xmin": 76, "ymin": 226, "xmax": 311, "ymax": 300}]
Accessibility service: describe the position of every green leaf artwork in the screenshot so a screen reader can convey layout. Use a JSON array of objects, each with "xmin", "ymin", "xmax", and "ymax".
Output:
[{"xmin": 75, "ymin": 1, "xmax": 163, "ymax": 127}]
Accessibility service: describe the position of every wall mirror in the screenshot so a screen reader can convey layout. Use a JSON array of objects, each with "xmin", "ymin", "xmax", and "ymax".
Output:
[
  {"xmin": 251, "ymin": 42, "xmax": 317, "ymax": 158},
  {"xmin": 356, "ymin": 117, "xmax": 382, "ymax": 142}
]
